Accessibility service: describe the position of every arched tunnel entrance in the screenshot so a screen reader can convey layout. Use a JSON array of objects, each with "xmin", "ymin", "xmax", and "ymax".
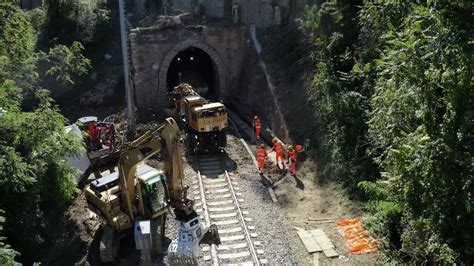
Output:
[{"xmin": 166, "ymin": 47, "xmax": 219, "ymax": 99}]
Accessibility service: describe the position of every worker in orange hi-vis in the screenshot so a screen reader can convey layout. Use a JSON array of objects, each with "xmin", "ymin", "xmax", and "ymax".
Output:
[
  {"xmin": 255, "ymin": 144, "xmax": 267, "ymax": 174},
  {"xmin": 87, "ymin": 122, "xmax": 98, "ymax": 148},
  {"xmin": 253, "ymin": 115, "xmax": 261, "ymax": 140},
  {"xmin": 271, "ymin": 138, "xmax": 285, "ymax": 170},
  {"xmin": 287, "ymin": 145, "xmax": 298, "ymax": 176}
]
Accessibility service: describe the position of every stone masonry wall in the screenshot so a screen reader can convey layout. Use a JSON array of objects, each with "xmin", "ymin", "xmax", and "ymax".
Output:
[
  {"xmin": 227, "ymin": 35, "xmax": 291, "ymax": 143},
  {"xmin": 129, "ymin": 23, "xmax": 248, "ymax": 111}
]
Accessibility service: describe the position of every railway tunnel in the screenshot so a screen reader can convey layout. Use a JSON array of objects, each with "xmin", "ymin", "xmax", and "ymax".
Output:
[
  {"xmin": 129, "ymin": 19, "xmax": 291, "ymax": 142},
  {"xmin": 166, "ymin": 47, "xmax": 219, "ymax": 100}
]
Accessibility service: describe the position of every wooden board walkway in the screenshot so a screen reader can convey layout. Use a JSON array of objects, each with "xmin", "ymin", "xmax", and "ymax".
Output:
[{"xmin": 296, "ymin": 227, "xmax": 339, "ymax": 262}]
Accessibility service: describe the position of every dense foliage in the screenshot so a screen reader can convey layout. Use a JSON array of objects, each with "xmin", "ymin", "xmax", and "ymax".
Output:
[
  {"xmin": 45, "ymin": 0, "xmax": 104, "ymax": 45},
  {"xmin": 295, "ymin": 1, "xmax": 473, "ymax": 263},
  {"xmin": 0, "ymin": 1, "xmax": 38, "ymax": 87},
  {"xmin": 0, "ymin": 2, "xmax": 87, "ymax": 263},
  {"xmin": 0, "ymin": 210, "xmax": 19, "ymax": 265}
]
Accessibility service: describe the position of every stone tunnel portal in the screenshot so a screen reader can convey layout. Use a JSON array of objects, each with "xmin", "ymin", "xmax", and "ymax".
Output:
[{"xmin": 166, "ymin": 47, "xmax": 219, "ymax": 100}]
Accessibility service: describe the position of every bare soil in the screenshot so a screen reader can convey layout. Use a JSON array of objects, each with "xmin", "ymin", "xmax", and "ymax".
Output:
[
  {"xmin": 42, "ymin": 193, "xmax": 103, "ymax": 265},
  {"xmin": 247, "ymin": 137, "xmax": 381, "ymax": 264},
  {"xmin": 274, "ymin": 158, "xmax": 382, "ymax": 265}
]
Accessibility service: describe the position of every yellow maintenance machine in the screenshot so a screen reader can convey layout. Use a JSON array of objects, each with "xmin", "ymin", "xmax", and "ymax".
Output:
[
  {"xmin": 84, "ymin": 118, "xmax": 220, "ymax": 263},
  {"xmin": 169, "ymin": 83, "xmax": 227, "ymax": 152}
]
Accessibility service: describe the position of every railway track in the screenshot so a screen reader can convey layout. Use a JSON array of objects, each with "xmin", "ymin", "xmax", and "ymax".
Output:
[{"xmin": 192, "ymin": 153, "xmax": 267, "ymax": 265}]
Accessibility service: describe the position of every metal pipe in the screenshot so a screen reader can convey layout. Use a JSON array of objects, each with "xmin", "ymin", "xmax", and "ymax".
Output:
[{"xmin": 118, "ymin": 0, "xmax": 134, "ymax": 123}]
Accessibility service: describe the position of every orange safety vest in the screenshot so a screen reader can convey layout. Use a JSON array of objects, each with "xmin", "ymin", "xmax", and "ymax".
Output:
[
  {"xmin": 288, "ymin": 150, "xmax": 296, "ymax": 160},
  {"xmin": 87, "ymin": 123, "xmax": 98, "ymax": 143},
  {"xmin": 256, "ymin": 148, "xmax": 267, "ymax": 161},
  {"xmin": 289, "ymin": 150, "xmax": 297, "ymax": 174},
  {"xmin": 254, "ymin": 118, "xmax": 261, "ymax": 129},
  {"xmin": 274, "ymin": 142, "xmax": 283, "ymax": 153}
]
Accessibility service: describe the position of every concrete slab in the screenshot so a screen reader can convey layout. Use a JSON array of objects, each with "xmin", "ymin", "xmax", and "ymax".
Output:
[
  {"xmin": 323, "ymin": 248, "xmax": 339, "ymax": 258},
  {"xmin": 313, "ymin": 252, "xmax": 320, "ymax": 266},
  {"xmin": 309, "ymin": 229, "xmax": 325, "ymax": 237},
  {"xmin": 296, "ymin": 229, "xmax": 323, "ymax": 253},
  {"xmin": 310, "ymin": 228, "xmax": 339, "ymax": 258}
]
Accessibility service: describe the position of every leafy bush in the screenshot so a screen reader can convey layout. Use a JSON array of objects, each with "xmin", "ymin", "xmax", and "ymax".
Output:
[
  {"xmin": 45, "ymin": 0, "xmax": 102, "ymax": 45},
  {"xmin": 0, "ymin": 210, "xmax": 19, "ymax": 265},
  {"xmin": 367, "ymin": 4, "xmax": 473, "ymax": 262},
  {"xmin": 0, "ymin": 2, "xmax": 84, "ymax": 263},
  {"xmin": 295, "ymin": 1, "xmax": 473, "ymax": 263},
  {"xmin": 42, "ymin": 41, "xmax": 91, "ymax": 86},
  {"xmin": 299, "ymin": 1, "xmax": 377, "ymax": 189},
  {"xmin": 0, "ymin": 2, "xmax": 38, "ymax": 87}
]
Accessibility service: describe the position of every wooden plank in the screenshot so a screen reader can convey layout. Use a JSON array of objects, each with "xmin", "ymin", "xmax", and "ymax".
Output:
[
  {"xmin": 323, "ymin": 248, "xmax": 339, "ymax": 258},
  {"xmin": 268, "ymin": 187, "xmax": 278, "ymax": 203},
  {"xmin": 296, "ymin": 230, "xmax": 323, "ymax": 253},
  {"xmin": 308, "ymin": 218, "xmax": 333, "ymax": 222},
  {"xmin": 309, "ymin": 229, "xmax": 325, "ymax": 237},
  {"xmin": 314, "ymin": 235, "xmax": 334, "ymax": 249},
  {"xmin": 312, "ymin": 252, "xmax": 320, "ymax": 266},
  {"xmin": 308, "ymin": 229, "xmax": 339, "ymax": 258}
]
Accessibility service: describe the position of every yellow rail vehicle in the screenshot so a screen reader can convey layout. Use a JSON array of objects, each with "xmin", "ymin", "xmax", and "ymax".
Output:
[{"xmin": 180, "ymin": 95, "xmax": 228, "ymax": 152}]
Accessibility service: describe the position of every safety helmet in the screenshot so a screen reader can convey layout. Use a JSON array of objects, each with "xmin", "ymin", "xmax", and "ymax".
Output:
[
  {"xmin": 254, "ymin": 115, "xmax": 258, "ymax": 119},
  {"xmin": 288, "ymin": 145, "xmax": 293, "ymax": 150},
  {"xmin": 272, "ymin": 138, "xmax": 277, "ymax": 143},
  {"xmin": 260, "ymin": 144, "xmax": 265, "ymax": 148}
]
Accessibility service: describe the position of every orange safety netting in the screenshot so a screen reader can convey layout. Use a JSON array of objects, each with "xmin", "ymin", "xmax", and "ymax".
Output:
[{"xmin": 336, "ymin": 218, "xmax": 378, "ymax": 254}]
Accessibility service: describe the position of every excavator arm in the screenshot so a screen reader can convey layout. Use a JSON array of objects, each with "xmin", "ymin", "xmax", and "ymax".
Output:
[
  {"xmin": 119, "ymin": 117, "xmax": 192, "ymax": 221},
  {"xmin": 87, "ymin": 117, "xmax": 219, "ymax": 263}
]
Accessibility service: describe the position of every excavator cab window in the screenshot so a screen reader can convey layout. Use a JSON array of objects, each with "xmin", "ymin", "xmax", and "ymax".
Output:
[{"xmin": 142, "ymin": 174, "xmax": 167, "ymax": 215}]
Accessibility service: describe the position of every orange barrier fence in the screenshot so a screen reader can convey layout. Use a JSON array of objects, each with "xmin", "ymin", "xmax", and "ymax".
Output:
[{"xmin": 336, "ymin": 218, "xmax": 378, "ymax": 254}]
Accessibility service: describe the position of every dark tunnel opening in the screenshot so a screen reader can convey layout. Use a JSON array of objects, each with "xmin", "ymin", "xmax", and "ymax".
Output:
[{"xmin": 166, "ymin": 47, "xmax": 218, "ymax": 99}]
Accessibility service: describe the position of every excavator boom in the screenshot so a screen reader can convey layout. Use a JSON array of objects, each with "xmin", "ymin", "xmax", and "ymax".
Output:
[
  {"xmin": 119, "ymin": 118, "xmax": 187, "ymax": 221},
  {"xmin": 85, "ymin": 117, "xmax": 219, "ymax": 264}
]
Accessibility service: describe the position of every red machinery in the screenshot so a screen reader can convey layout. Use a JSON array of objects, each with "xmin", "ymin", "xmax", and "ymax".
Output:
[{"xmin": 77, "ymin": 116, "xmax": 120, "ymax": 175}]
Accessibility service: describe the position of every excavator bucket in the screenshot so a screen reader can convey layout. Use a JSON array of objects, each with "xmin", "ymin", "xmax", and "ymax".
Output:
[
  {"xmin": 167, "ymin": 249, "xmax": 198, "ymax": 266},
  {"xmin": 199, "ymin": 224, "xmax": 221, "ymax": 245}
]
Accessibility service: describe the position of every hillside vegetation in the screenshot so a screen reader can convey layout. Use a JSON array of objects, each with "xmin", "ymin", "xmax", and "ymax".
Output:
[
  {"xmin": 0, "ymin": 1, "xmax": 111, "ymax": 263},
  {"xmin": 0, "ymin": 0, "xmax": 472, "ymax": 264},
  {"xmin": 265, "ymin": 1, "xmax": 472, "ymax": 263}
]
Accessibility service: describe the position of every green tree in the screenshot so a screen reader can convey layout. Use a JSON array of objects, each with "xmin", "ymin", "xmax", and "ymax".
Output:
[
  {"xmin": 0, "ymin": 2, "xmax": 38, "ymax": 87},
  {"xmin": 0, "ymin": 82, "xmax": 83, "ymax": 262},
  {"xmin": 43, "ymin": 41, "xmax": 91, "ymax": 86},
  {"xmin": 367, "ymin": 3, "xmax": 473, "ymax": 262},
  {"xmin": 44, "ymin": 0, "xmax": 102, "ymax": 45},
  {"xmin": 301, "ymin": 1, "xmax": 378, "ymax": 189},
  {"xmin": 0, "ymin": 210, "xmax": 19, "ymax": 265},
  {"xmin": 297, "ymin": 1, "xmax": 473, "ymax": 263},
  {"xmin": 0, "ymin": 2, "xmax": 86, "ymax": 262}
]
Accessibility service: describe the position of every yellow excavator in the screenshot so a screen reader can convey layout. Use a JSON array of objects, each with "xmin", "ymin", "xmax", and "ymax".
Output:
[{"xmin": 84, "ymin": 118, "xmax": 220, "ymax": 263}]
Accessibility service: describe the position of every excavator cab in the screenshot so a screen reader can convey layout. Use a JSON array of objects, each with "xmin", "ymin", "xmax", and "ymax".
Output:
[
  {"xmin": 141, "ymin": 177, "xmax": 166, "ymax": 214},
  {"xmin": 136, "ymin": 165, "xmax": 168, "ymax": 217}
]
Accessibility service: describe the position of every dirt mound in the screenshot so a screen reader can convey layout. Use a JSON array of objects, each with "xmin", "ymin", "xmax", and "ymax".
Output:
[{"xmin": 42, "ymin": 193, "xmax": 103, "ymax": 265}]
